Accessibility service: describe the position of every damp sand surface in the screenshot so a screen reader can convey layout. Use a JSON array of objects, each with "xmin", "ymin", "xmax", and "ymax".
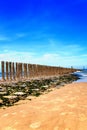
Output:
[{"xmin": 0, "ymin": 82, "xmax": 87, "ymax": 130}]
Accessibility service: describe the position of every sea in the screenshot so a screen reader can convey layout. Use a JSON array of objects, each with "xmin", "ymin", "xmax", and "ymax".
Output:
[
  {"xmin": 0, "ymin": 70, "xmax": 87, "ymax": 82},
  {"xmin": 73, "ymin": 69, "xmax": 87, "ymax": 82},
  {"xmin": 0, "ymin": 72, "xmax": 6, "ymax": 80}
]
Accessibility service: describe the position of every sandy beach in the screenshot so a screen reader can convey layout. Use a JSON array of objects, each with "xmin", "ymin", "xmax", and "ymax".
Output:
[{"xmin": 0, "ymin": 82, "xmax": 87, "ymax": 130}]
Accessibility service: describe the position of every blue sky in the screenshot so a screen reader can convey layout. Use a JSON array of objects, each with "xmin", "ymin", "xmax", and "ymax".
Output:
[{"xmin": 0, "ymin": 0, "xmax": 87, "ymax": 68}]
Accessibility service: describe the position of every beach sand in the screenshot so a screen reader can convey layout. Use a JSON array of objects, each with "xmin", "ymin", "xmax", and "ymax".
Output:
[{"xmin": 0, "ymin": 82, "xmax": 87, "ymax": 130}]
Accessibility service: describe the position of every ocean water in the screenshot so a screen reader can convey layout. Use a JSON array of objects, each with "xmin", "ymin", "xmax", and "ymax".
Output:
[
  {"xmin": 74, "ymin": 69, "xmax": 87, "ymax": 82},
  {"xmin": 0, "ymin": 72, "xmax": 6, "ymax": 80},
  {"xmin": 0, "ymin": 72, "xmax": 2, "ymax": 79}
]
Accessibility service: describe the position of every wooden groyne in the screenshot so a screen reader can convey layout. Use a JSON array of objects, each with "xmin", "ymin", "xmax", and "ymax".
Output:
[
  {"xmin": 1, "ymin": 61, "xmax": 76, "ymax": 81},
  {"xmin": 0, "ymin": 61, "xmax": 79, "ymax": 107}
]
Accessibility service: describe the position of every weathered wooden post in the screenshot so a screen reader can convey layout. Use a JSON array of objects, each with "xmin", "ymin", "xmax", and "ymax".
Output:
[
  {"xmin": 24, "ymin": 63, "xmax": 25, "ymax": 78},
  {"xmin": 42, "ymin": 65, "xmax": 45, "ymax": 77},
  {"xmin": 28, "ymin": 64, "xmax": 34, "ymax": 78},
  {"xmin": 45, "ymin": 66, "xmax": 47, "ymax": 77},
  {"xmin": 9, "ymin": 62, "xmax": 12, "ymax": 80},
  {"xmin": 17, "ymin": 63, "xmax": 20, "ymax": 80},
  {"xmin": 12, "ymin": 62, "xmax": 15, "ymax": 80},
  {"xmin": 16, "ymin": 62, "xmax": 17, "ymax": 80},
  {"xmin": 1, "ymin": 61, "xmax": 5, "ymax": 81},
  {"xmin": 28, "ymin": 64, "xmax": 32, "ymax": 78},
  {"xmin": 36, "ymin": 64, "xmax": 39, "ymax": 78},
  {"xmin": 16, "ymin": 62, "xmax": 20, "ymax": 80},
  {"xmin": 27, "ymin": 64, "xmax": 29, "ymax": 78},
  {"xmin": 37, "ymin": 65, "xmax": 40, "ymax": 77},
  {"xmin": 36, "ymin": 64, "xmax": 39, "ymax": 77},
  {"xmin": 49, "ymin": 66, "xmax": 52, "ymax": 76},
  {"xmin": 39, "ymin": 65, "xmax": 42, "ymax": 77},
  {"xmin": 41, "ymin": 65, "xmax": 43, "ymax": 77},
  {"xmin": 24, "ymin": 63, "xmax": 27, "ymax": 79},
  {"xmin": 21, "ymin": 63, "xmax": 24, "ymax": 79},
  {"xmin": 46, "ymin": 66, "xmax": 48, "ymax": 77},
  {"xmin": 59, "ymin": 66, "xmax": 61, "ymax": 75},
  {"xmin": 31, "ymin": 64, "xmax": 34, "ymax": 78},
  {"xmin": 54, "ymin": 67, "xmax": 57, "ymax": 76},
  {"xmin": 28, "ymin": 64, "xmax": 30, "ymax": 78},
  {"xmin": 18, "ymin": 63, "xmax": 23, "ymax": 80},
  {"xmin": 20, "ymin": 63, "xmax": 22, "ymax": 79},
  {"xmin": 11, "ymin": 62, "xmax": 16, "ymax": 80},
  {"xmin": 33, "ymin": 64, "xmax": 37, "ymax": 78},
  {"xmin": 32, "ymin": 64, "xmax": 36, "ymax": 78},
  {"xmin": 57, "ymin": 67, "xmax": 59, "ymax": 76},
  {"xmin": 6, "ymin": 61, "xmax": 9, "ymax": 80},
  {"xmin": 34, "ymin": 64, "xmax": 37, "ymax": 78},
  {"xmin": 11, "ymin": 62, "xmax": 13, "ymax": 80}
]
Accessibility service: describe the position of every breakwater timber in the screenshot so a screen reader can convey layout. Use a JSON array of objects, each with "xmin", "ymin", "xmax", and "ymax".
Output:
[
  {"xmin": 1, "ymin": 61, "xmax": 77, "ymax": 81},
  {"xmin": 0, "ymin": 61, "xmax": 79, "ymax": 107}
]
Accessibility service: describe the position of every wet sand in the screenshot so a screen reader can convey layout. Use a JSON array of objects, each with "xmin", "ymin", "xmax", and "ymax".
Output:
[{"xmin": 0, "ymin": 82, "xmax": 87, "ymax": 130}]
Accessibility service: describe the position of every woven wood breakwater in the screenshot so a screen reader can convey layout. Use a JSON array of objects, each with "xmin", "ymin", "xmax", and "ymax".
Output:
[{"xmin": 1, "ymin": 61, "xmax": 76, "ymax": 81}]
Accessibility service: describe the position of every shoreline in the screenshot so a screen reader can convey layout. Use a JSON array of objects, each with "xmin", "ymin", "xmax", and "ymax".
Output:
[
  {"xmin": 0, "ymin": 82, "xmax": 87, "ymax": 130},
  {"xmin": 0, "ymin": 74, "xmax": 79, "ymax": 107}
]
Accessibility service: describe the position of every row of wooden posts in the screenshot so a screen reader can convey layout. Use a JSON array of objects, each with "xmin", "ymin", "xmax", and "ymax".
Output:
[{"xmin": 1, "ymin": 61, "xmax": 75, "ymax": 81}]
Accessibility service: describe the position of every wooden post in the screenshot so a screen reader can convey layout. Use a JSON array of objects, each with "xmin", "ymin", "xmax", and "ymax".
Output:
[
  {"xmin": 31, "ymin": 64, "xmax": 34, "ymax": 78},
  {"xmin": 36, "ymin": 64, "xmax": 38, "ymax": 78},
  {"xmin": 32, "ymin": 64, "xmax": 36, "ymax": 78},
  {"xmin": 22, "ymin": 63, "xmax": 23, "ymax": 78},
  {"xmin": 9, "ymin": 62, "xmax": 12, "ymax": 80},
  {"xmin": 12, "ymin": 62, "xmax": 15, "ymax": 80},
  {"xmin": 6, "ymin": 61, "xmax": 9, "ymax": 80},
  {"xmin": 1, "ymin": 61, "xmax": 5, "ymax": 81},
  {"xmin": 28, "ymin": 64, "xmax": 31, "ymax": 78},
  {"xmin": 18, "ymin": 63, "xmax": 22, "ymax": 80},
  {"xmin": 39, "ymin": 65, "xmax": 41, "ymax": 77},
  {"xmin": 26, "ymin": 64, "xmax": 28, "ymax": 78},
  {"xmin": 24, "ymin": 63, "xmax": 27, "ymax": 79},
  {"xmin": 11, "ymin": 62, "xmax": 13, "ymax": 80},
  {"xmin": 16, "ymin": 63, "xmax": 20, "ymax": 80},
  {"xmin": 28, "ymin": 64, "xmax": 33, "ymax": 78},
  {"xmin": 20, "ymin": 63, "xmax": 22, "ymax": 79},
  {"xmin": 16, "ymin": 62, "xmax": 17, "ymax": 80},
  {"xmin": 17, "ymin": 63, "xmax": 20, "ymax": 80}
]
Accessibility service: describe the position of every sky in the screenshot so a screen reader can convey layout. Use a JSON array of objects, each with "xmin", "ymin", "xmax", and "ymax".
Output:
[{"xmin": 0, "ymin": 0, "xmax": 87, "ymax": 69}]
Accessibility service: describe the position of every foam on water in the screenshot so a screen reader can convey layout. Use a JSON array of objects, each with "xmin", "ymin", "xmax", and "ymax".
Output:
[{"xmin": 74, "ymin": 69, "xmax": 87, "ymax": 82}]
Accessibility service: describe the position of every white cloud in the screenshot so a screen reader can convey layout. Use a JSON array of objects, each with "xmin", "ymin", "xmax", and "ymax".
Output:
[
  {"xmin": 0, "ymin": 51, "xmax": 79, "ymax": 63},
  {"xmin": 0, "ymin": 51, "xmax": 35, "ymax": 63},
  {"xmin": 0, "ymin": 50, "xmax": 87, "ymax": 70},
  {"xmin": 43, "ymin": 53, "xmax": 59, "ymax": 59}
]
